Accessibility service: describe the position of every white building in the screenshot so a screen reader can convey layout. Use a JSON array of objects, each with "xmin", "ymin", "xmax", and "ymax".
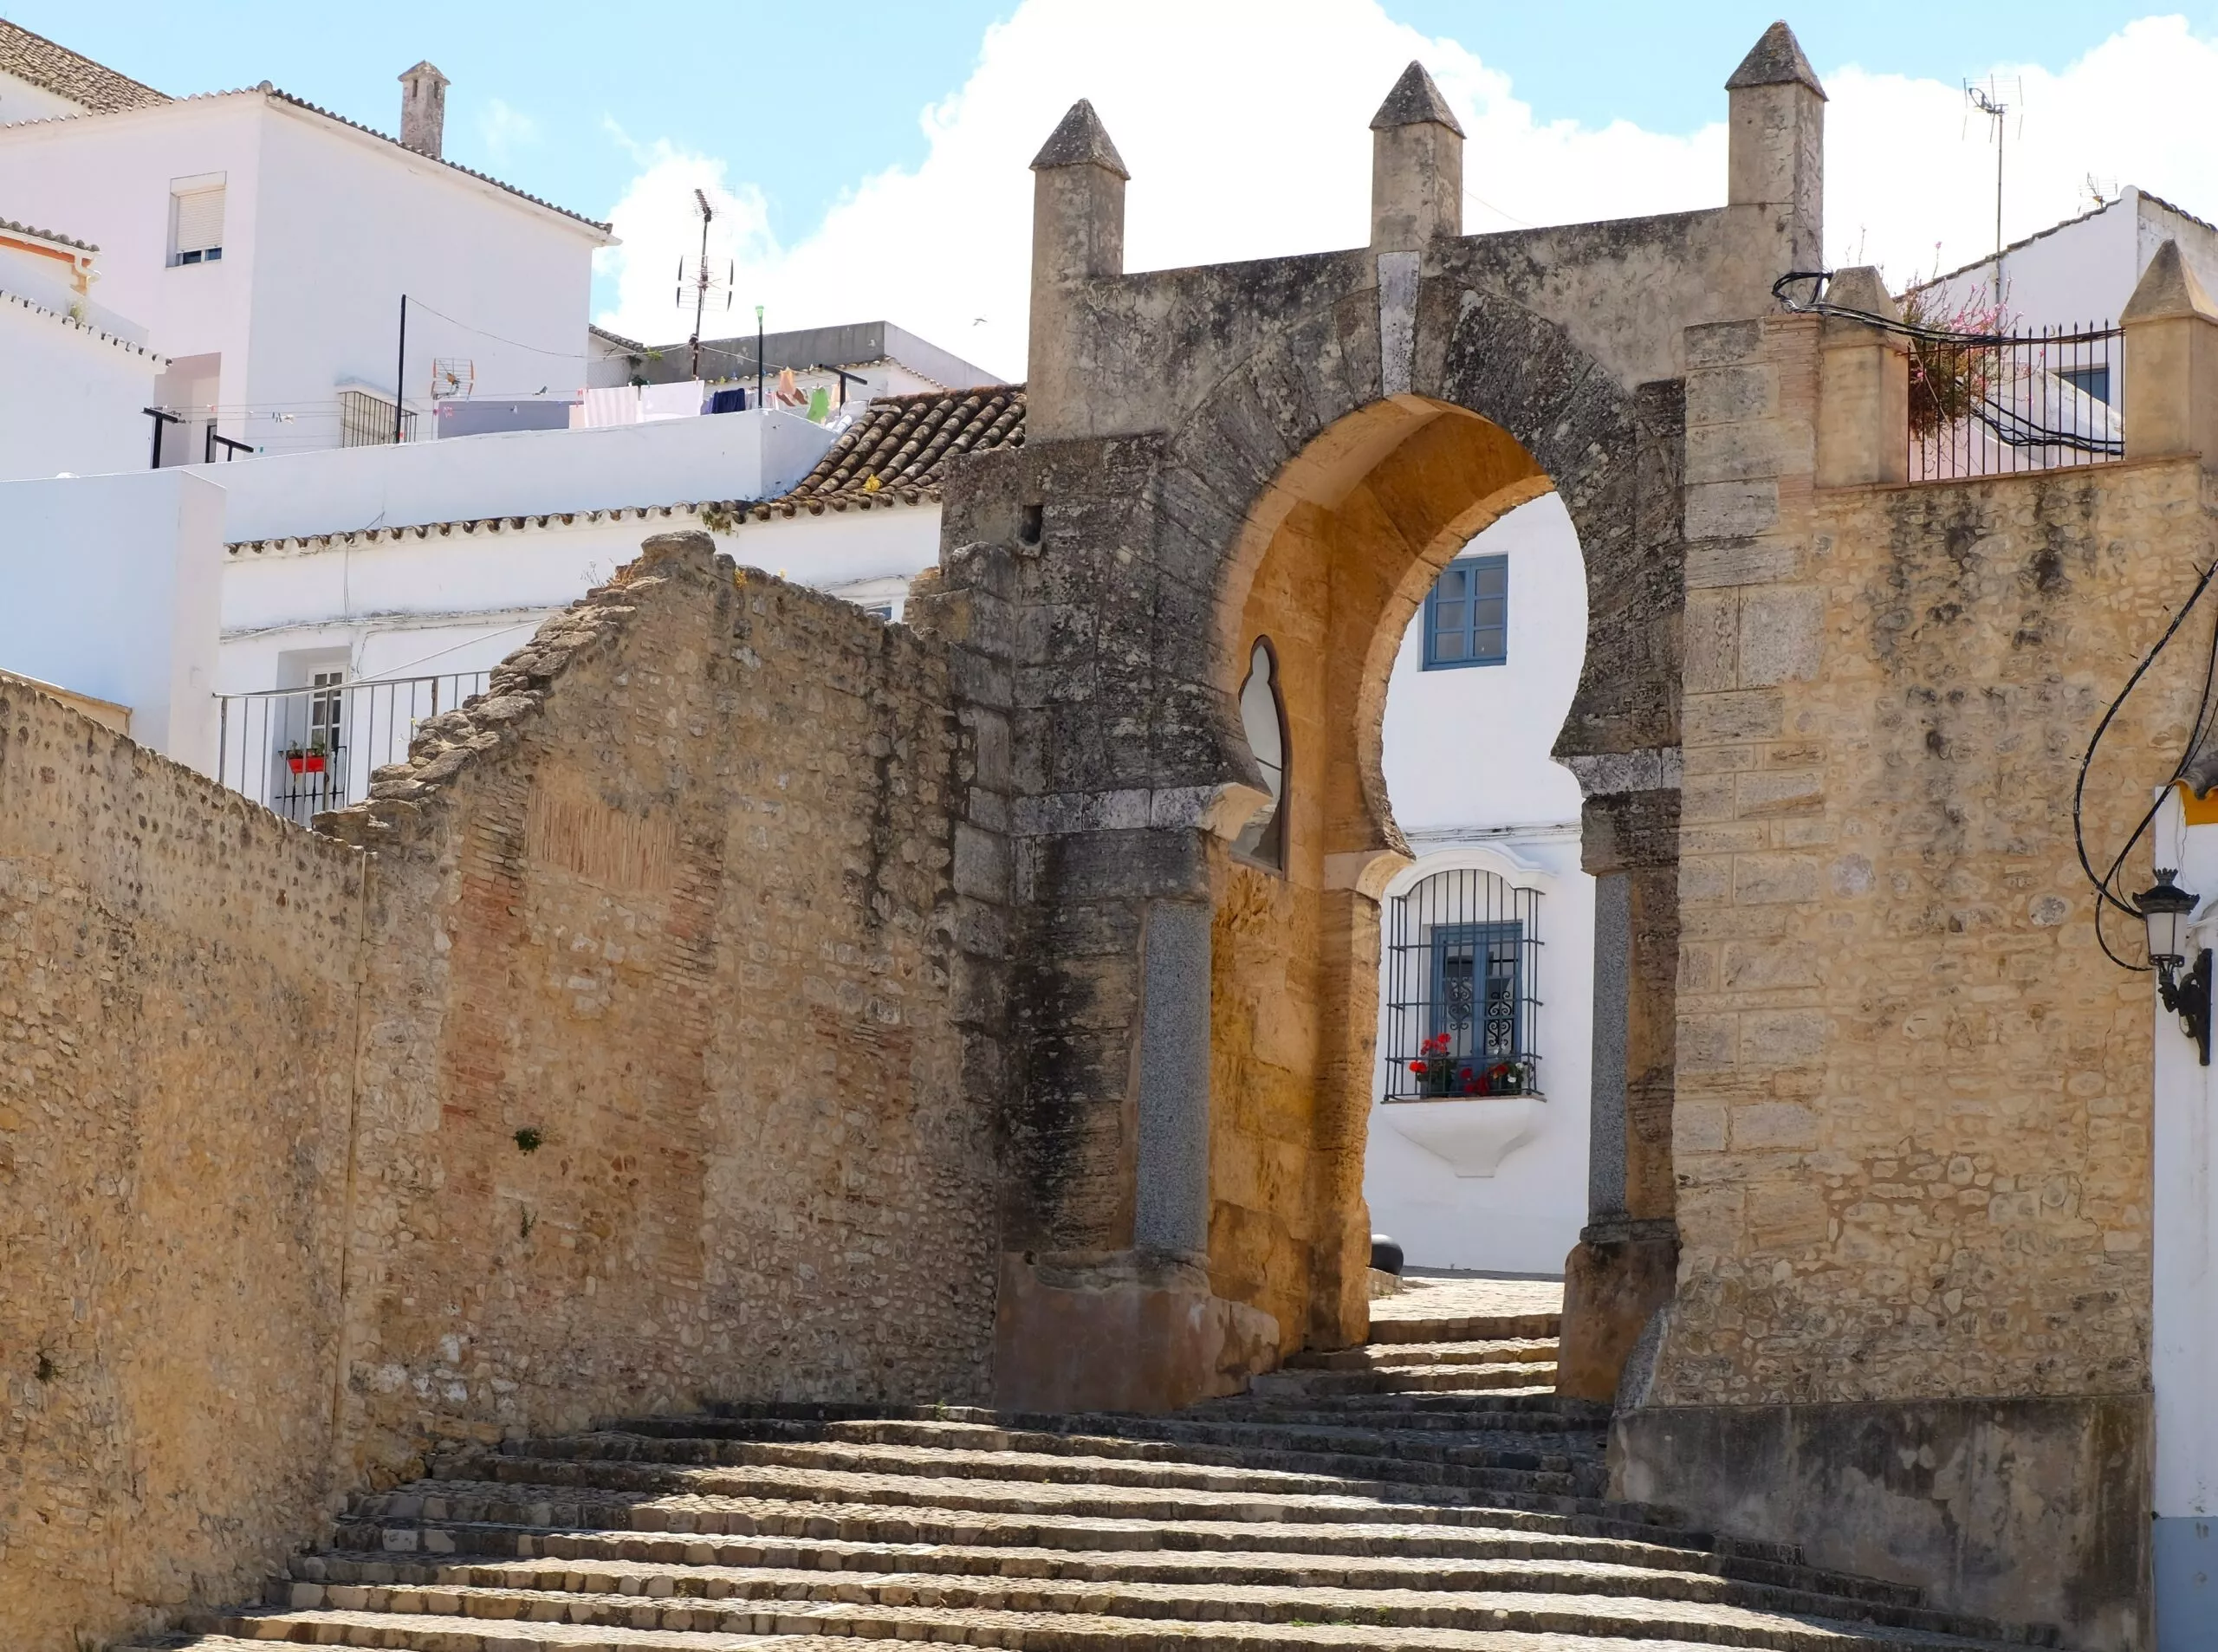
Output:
[
  {"xmin": 0, "ymin": 214, "xmax": 162, "ymax": 478},
  {"xmin": 0, "ymin": 20, "xmax": 611, "ymax": 467},
  {"xmin": 1364, "ymin": 496, "xmax": 1594, "ymax": 1279},
  {"xmin": 1923, "ymin": 185, "xmax": 2218, "ymax": 331},
  {"xmin": 593, "ymin": 319, "xmax": 1003, "ymax": 411}
]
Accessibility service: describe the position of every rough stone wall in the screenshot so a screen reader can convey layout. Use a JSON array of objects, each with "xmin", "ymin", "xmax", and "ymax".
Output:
[
  {"xmin": 0, "ymin": 535, "xmax": 1001, "ymax": 1649},
  {"xmin": 0, "ymin": 688, "xmax": 363, "ymax": 1651},
  {"xmin": 326, "ymin": 534, "xmax": 998, "ymax": 1474},
  {"xmin": 1654, "ymin": 328, "xmax": 2196, "ymax": 1409}
]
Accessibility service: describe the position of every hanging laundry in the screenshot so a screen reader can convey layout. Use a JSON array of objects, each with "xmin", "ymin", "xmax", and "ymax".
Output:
[
  {"xmin": 807, "ymin": 386, "xmax": 831, "ymax": 422},
  {"xmin": 639, "ymin": 379, "xmax": 707, "ymax": 421},
  {"xmin": 775, "ymin": 367, "xmax": 805, "ymax": 407},
  {"xmin": 579, "ymin": 385, "xmax": 640, "ymax": 429},
  {"xmin": 709, "ymin": 386, "xmax": 749, "ymax": 415}
]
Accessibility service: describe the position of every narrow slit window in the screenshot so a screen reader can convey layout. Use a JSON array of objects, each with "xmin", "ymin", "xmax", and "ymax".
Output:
[{"xmin": 1232, "ymin": 638, "xmax": 1287, "ymax": 870}]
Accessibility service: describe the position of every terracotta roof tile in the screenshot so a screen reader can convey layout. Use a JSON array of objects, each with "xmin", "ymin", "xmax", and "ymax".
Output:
[
  {"xmin": 770, "ymin": 385, "xmax": 1024, "ymax": 513},
  {"xmin": 0, "ymin": 19, "xmax": 167, "ymax": 114},
  {"xmin": 0, "ymin": 214, "xmax": 94, "ymax": 251}
]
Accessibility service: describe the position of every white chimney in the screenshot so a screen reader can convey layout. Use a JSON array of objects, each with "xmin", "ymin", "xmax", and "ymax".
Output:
[{"xmin": 399, "ymin": 62, "xmax": 450, "ymax": 159}]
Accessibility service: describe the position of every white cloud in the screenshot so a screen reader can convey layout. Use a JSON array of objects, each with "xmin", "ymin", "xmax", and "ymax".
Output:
[
  {"xmin": 593, "ymin": 3, "xmax": 2218, "ymax": 375},
  {"xmin": 594, "ymin": 124, "xmax": 776, "ymax": 362},
  {"xmin": 477, "ymin": 98, "xmax": 539, "ymax": 162}
]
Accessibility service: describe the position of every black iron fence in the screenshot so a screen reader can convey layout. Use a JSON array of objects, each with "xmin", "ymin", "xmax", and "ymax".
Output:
[
  {"xmin": 1382, "ymin": 866, "xmax": 1543, "ymax": 1101},
  {"xmin": 1776, "ymin": 272, "xmax": 2125, "ymax": 483},
  {"xmin": 215, "ymin": 671, "xmax": 486, "ymax": 826}
]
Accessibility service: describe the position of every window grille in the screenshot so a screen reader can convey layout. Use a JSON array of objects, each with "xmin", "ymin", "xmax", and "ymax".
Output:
[
  {"xmin": 339, "ymin": 389, "xmax": 416, "ymax": 447},
  {"xmin": 1422, "ymin": 554, "xmax": 1507, "ymax": 670},
  {"xmin": 172, "ymin": 186, "xmax": 224, "ymax": 265},
  {"xmin": 1383, "ymin": 866, "xmax": 1542, "ymax": 1099},
  {"xmin": 215, "ymin": 671, "xmax": 485, "ymax": 826}
]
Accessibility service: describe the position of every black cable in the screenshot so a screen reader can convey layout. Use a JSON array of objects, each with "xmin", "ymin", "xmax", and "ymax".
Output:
[{"xmin": 2071, "ymin": 554, "xmax": 2218, "ymax": 969}]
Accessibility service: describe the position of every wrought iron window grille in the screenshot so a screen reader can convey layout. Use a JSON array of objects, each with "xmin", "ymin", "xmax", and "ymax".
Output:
[
  {"xmin": 1383, "ymin": 866, "xmax": 1543, "ymax": 1101},
  {"xmin": 216, "ymin": 670, "xmax": 487, "ymax": 826}
]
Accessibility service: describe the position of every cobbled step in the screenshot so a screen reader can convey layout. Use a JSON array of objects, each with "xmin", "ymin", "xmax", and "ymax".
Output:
[
  {"xmin": 135, "ymin": 1294, "xmax": 2064, "ymax": 1652},
  {"xmin": 1287, "ymin": 1339, "xmax": 1560, "ymax": 1372},
  {"xmin": 281, "ymin": 1545, "xmax": 2007, "ymax": 1636},
  {"xmin": 534, "ymin": 1420, "xmax": 1609, "ymax": 1499},
  {"xmin": 303, "ymin": 1525, "xmax": 1929, "ymax": 1610},
  {"xmin": 199, "ymin": 1581, "xmax": 2040, "ymax": 1651}
]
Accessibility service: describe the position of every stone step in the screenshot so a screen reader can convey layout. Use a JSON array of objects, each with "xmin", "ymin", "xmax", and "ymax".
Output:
[
  {"xmin": 1249, "ymin": 1366, "xmax": 1559, "ymax": 1399},
  {"xmin": 352, "ymin": 1464, "xmax": 1681, "ymax": 1541},
  {"xmin": 191, "ymin": 1577, "xmax": 2043, "ymax": 1651},
  {"xmin": 438, "ymin": 1439, "xmax": 1600, "ymax": 1509},
  {"xmin": 1179, "ymin": 1402, "xmax": 1605, "ymax": 1436},
  {"xmin": 542, "ymin": 1420, "xmax": 1609, "ymax": 1498},
  {"xmin": 284, "ymin": 1544, "xmax": 1988, "ymax": 1634},
  {"xmin": 1287, "ymin": 1339, "xmax": 1560, "ymax": 1372},
  {"xmin": 1364, "ymin": 1312, "xmax": 1560, "ymax": 1345},
  {"xmin": 1199, "ymin": 1388, "xmax": 1595, "ymax": 1421},
  {"xmin": 308, "ymin": 1522, "xmax": 1927, "ymax": 1610}
]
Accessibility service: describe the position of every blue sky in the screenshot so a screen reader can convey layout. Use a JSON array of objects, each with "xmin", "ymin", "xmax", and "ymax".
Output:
[
  {"xmin": 12, "ymin": 3, "xmax": 2194, "ymax": 246},
  {"xmin": 15, "ymin": 3, "xmax": 2218, "ymax": 371}
]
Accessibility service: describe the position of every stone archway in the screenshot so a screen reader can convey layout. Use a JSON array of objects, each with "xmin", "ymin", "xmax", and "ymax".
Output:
[{"xmin": 944, "ymin": 44, "xmax": 1822, "ymax": 1411}]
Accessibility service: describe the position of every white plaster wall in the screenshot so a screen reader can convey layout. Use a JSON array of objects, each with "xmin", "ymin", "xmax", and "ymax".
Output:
[
  {"xmin": 0, "ymin": 468, "xmax": 222, "ymax": 769},
  {"xmin": 1365, "ymin": 490, "xmax": 1594, "ymax": 1275},
  {"xmin": 218, "ymin": 499, "xmax": 944, "ymax": 692},
  {"xmin": 0, "ymin": 67, "xmax": 83, "ymax": 124},
  {"xmin": 1923, "ymin": 189, "xmax": 2218, "ymax": 332},
  {"xmin": 0, "ymin": 299, "xmax": 159, "ymax": 478},
  {"xmin": 194, "ymin": 409, "xmax": 836, "ymax": 544},
  {"xmin": 2152, "ymin": 794, "xmax": 2218, "ymax": 1635},
  {"xmin": 0, "ymin": 95, "xmax": 602, "ymax": 458}
]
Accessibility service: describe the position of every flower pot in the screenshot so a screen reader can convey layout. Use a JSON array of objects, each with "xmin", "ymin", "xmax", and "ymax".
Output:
[{"xmin": 286, "ymin": 753, "xmax": 327, "ymax": 774}]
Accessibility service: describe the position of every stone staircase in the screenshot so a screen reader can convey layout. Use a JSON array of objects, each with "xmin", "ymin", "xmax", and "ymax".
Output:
[{"xmin": 127, "ymin": 1278, "xmax": 2063, "ymax": 1651}]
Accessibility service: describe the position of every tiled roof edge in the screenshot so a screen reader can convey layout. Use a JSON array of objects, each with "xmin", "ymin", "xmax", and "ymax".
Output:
[
  {"xmin": 0, "ymin": 215, "xmax": 96, "ymax": 252},
  {"xmin": 0, "ymin": 287, "xmax": 165, "ymax": 360}
]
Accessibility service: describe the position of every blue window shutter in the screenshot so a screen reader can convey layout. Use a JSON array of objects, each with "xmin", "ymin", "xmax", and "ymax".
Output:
[{"xmin": 1422, "ymin": 554, "xmax": 1508, "ymax": 670}]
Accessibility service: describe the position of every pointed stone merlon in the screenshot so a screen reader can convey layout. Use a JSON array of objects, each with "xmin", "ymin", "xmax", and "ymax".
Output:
[
  {"xmin": 1030, "ymin": 100, "xmax": 1127, "ymax": 287},
  {"xmin": 1028, "ymin": 100, "xmax": 1129, "ymax": 437},
  {"xmin": 2122, "ymin": 240, "xmax": 2218, "ymax": 463},
  {"xmin": 1370, "ymin": 62, "xmax": 1462, "ymax": 249},
  {"xmin": 1727, "ymin": 22, "xmax": 1824, "ymax": 268},
  {"xmin": 1816, "ymin": 267, "xmax": 1909, "ymax": 489}
]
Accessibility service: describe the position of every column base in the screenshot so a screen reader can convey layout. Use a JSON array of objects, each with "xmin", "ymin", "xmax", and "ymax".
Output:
[
  {"xmin": 992, "ymin": 1248, "xmax": 1281, "ymax": 1413},
  {"xmin": 1556, "ymin": 1220, "xmax": 1676, "ymax": 1403},
  {"xmin": 1612, "ymin": 1393, "xmax": 2151, "ymax": 1652}
]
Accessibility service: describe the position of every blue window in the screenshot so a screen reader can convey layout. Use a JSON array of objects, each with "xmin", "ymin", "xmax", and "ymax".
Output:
[
  {"xmin": 1429, "ymin": 921, "xmax": 1525, "ymax": 1066},
  {"xmin": 1423, "ymin": 554, "xmax": 1507, "ymax": 669}
]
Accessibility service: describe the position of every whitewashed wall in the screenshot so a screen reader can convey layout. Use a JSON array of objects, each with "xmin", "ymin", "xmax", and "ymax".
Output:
[
  {"xmin": 0, "ymin": 94, "xmax": 604, "ymax": 459},
  {"xmin": 2150, "ymin": 793, "xmax": 2218, "ymax": 1636},
  {"xmin": 0, "ymin": 296, "xmax": 159, "ymax": 479},
  {"xmin": 1366, "ymin": 492, "xmax": 1594, "ymax": 1276},
  {"xmin": 0, "ymin": 468, "xmax": 222, "ymax": 769},
  {"xmin": 196, "ymin": 408, "xmax": 835, "ymax": 544},
  {"xmin": 218, "ymin": 498, "xmax": 941, "ymax": 693}
]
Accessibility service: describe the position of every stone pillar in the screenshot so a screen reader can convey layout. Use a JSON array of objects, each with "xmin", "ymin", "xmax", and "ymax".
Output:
[
  {"xmin": 1558, "ymin": 775, "xmax": 1683, "ymax": 1403},
  {"xmin": 1815, "ymin": 267, "xmax": 1910, "ymax": 489},
  {"xmin": 1026, "ymin": 100, "xmax": 1127, "ymax": 441},
  {"xmin": 1369, "ymin": 62, "xmax": 1463, "ymax": 251},
  {"xmin": 1133, "ymin": 899, "xmax": 1211, "ymax": 1254},
  {"xmin": 2122, "ymin": 238, "xmax": 2218, "ymax": 463},
  {"xmin": 1725, "ymin": 23, "xmax": 1825, "ymax": 273}
]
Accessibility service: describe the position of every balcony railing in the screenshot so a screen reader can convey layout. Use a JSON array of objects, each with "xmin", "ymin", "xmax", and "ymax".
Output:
[{"xmin": 215, "ymin": 671, "xmax": 487, "ymax": 825}]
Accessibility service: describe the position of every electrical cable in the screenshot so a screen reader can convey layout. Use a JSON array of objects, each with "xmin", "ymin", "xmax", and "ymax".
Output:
[{"xmin": 2071, "ymin": 552, "xmax": 2218, "ymax": 969}]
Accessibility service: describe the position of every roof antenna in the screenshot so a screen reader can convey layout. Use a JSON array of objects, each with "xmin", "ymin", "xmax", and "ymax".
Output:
[
  {"xmin": 1965, "ymin": 77, "xmax": 2022, "ymax": 304},
  {"xmin": 676, "ymin": 187, "xmax": 731, "ymax": 381}
]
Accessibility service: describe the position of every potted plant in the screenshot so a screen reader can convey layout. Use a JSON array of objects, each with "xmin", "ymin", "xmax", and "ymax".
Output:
[{"xmin": 284, "ymin": 741, "xmax": 329, "ymax": 774}]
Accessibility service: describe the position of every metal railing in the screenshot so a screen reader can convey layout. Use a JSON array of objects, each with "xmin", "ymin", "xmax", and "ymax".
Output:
[
  {"xmin": 1909, "ymin": 321, "xmax": 2124, "ymax": 482},
  {"xmin": 215, "ymin": 671, "xmax": 486, "ymax": 824},
  {"xmin": 1382, "ymin": 867, "xmax": 1544, "ymax": 1101},
  {"xmin": 1775, "ymin": 272, "xmax": 2126, "ymax": 483}
]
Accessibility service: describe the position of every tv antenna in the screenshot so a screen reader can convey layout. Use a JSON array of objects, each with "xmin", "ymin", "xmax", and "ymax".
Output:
[
  {"xmin": 675, "ymin": 186, "xmax": 732, "ymax": 380},
  {"xmin": 1964, "ymin": 78, "xmax": 2022, "ymax": 301}
]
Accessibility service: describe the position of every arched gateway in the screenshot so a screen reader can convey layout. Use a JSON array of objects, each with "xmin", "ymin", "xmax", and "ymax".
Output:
[{"xmin": 918, "ymin": 29, "xmax": 1828, "ymax": 1414}]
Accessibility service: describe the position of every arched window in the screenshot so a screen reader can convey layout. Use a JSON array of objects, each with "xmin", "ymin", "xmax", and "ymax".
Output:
[
  {"xmin": 1232, "ymin": 638, "xmax": 1287, "ymax": 870},
  {"xmin": 1384, "ymin": 866, "xmax": 1542, "ymax": 1098}
]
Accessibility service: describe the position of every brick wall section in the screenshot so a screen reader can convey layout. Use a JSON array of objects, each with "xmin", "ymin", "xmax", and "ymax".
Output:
[
  {"xmin": 326, "ymin": 533, "xmax": 997, "ymax": 1474},
  {"xmin": 1651, "ymin": 307, "xmax": 2197, "ymax": 1405},
  {"xmin": 0, "ymin": 688, "xmax": 364, "ymax": 1650}
]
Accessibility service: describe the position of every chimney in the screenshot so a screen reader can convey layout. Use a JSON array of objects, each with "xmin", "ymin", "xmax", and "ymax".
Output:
[{"xmin": 399, "ymin": 61, "xmax": 450, "ymax": 159}]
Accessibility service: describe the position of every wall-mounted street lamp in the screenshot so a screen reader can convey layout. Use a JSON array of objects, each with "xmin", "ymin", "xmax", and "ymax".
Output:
[{"xmin": 2135, "ymin": 868, "xmax": 2212, "ymax": 1066}]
